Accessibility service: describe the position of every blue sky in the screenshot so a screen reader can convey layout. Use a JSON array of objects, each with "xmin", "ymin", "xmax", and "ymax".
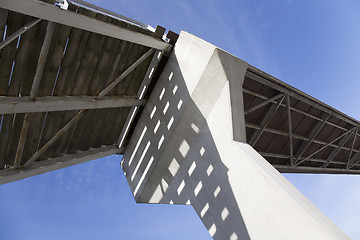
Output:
[{"xmin": 1, "ymin": 0, "xmax": 360, "ymax": 239}]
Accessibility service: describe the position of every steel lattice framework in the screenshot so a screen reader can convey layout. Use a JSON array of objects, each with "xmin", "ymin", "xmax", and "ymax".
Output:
[{"xmin": 0, "ymin": 0, "xmax": 359, "ymax": 185}]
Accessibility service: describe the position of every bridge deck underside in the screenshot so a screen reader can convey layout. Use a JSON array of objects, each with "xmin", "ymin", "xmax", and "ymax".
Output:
[
  {"xmin": 0, "ymin": 3, "xmax": 158, "ymax": 174},
  {"xmin": 244, "ymin": 67, "xmax": 360, "ymax": 174},
  {"xmin": 0, "ymin": 0, "xmax": 359, "ymax": 181}
]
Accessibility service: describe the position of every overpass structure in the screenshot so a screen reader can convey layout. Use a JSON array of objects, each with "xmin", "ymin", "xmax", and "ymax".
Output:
[{"xmin": 0, "ymin": 0, "xmax": 358, "ymax": 239}]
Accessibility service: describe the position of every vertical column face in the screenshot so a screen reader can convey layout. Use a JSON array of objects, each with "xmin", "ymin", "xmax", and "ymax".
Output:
[{"xmin": 122, "ymin": 32, "xmax": 349, "ymax": 240}]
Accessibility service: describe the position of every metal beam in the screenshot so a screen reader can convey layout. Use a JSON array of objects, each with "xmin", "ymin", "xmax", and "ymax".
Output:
[
  {"xmin": 0, "ymin": 0, "xmax": 171, "ymax": 51},
  {"xmin": 296, "ymin": 128, "xmax": 355, "ymax": 166},
  {"xmin": 274, "ymin": 165, "xmax": 360, "ymax": 175},
  {"xmin": 22, "ymin": 48, "xmax": 152, "ymax": 168},
  {"xmin": 322, "ymin": 128, "xmax": 355, "ymax": 168},
  {"xmin": 260, "ymin": 152, "xmax": 360, "ymax": 168},
  {"xmin": 293, "ymin": 113, "xmax": 329, "ymax": 165},
  {"xmin": 0, "ymin": 96, "xmax": 146, "ymax": 114},
  {"xmin": 249, "ymin": 95, "xmax": 285, "ymax": 146},
  {"xmin": 117, "ymin": 49, "xmax": 163, "ymax": 147},
  {"xmin": 13, "ymin": 21, "xmax": 55, "ymax": 168},
  {"xmin": 23, "ymin": 109, "xmax": 87, "ymax": 168},
  {"xmin": 286, "ymin": 95, "xmax": 294, "ymax": 166},
  {"xmin": 245, "ymin": 93, "xmax": 283, "ymax": 115},
  {"xmin": 0, "ymin": 145, "xmax": 124, "ymax": 185},
  {"xmin": 0, "ymin": 18, "xmax": 41, "ymax": 50},
  {"xmin": 96, "ymin": 48, "xmax": 155, "ymax": 99}
]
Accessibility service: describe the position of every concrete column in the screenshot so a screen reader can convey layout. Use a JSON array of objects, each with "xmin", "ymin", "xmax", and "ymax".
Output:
[{"xmin": 122, "ymin": 31, "xmax": 349, "ymax": 240}]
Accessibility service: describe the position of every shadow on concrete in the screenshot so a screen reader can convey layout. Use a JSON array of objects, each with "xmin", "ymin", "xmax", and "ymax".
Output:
[{"xmin": 122, "ymin": 49, "xmax": 250, "ymax": 240}]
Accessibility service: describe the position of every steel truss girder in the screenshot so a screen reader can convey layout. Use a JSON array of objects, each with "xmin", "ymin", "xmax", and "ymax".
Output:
[
  {"xmin": 243, "ymin": 88, "xmax": 358, "ymax": 135},
  {"xmin": 246, "ymin": 67, "xmax": 359, "ymax": 127},
  {"xmin": 22, "ymin": 49, "xmax": 155, "ymax": 169}
]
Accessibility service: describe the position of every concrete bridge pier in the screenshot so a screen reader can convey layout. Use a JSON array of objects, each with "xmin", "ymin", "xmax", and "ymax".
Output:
[{"xmin": 121, "ymin": 31, "xmax": 348, "ymax": 240}]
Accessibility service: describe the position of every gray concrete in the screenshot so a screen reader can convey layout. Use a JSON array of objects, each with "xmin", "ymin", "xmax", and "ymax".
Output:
[{"xmin": 122, "ymin": 31, "xmax": 349, "ymax": 239}]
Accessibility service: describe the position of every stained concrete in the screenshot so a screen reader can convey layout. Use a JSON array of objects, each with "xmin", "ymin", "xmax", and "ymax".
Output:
[{"xmin": 122, "ymin": 31, "xmax": 349, "ymax": 239}]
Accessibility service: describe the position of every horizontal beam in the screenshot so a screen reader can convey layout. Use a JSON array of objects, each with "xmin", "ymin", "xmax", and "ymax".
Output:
[
  {"xmin": 0, "ymin": 0, "xmax": 171, "ymax": 51},
  {"xmin": 275, "ymin": 165, "xmax": 360, "ymax": 175},
  {"xmin": 0, "ymin": 96, "xmax": 146, "ymax": 114},
  {"xmin": 0, "ymin": 145, "xmax": 124, "ymax": 185},
  {"xmin": 260, "ymin": 152, "xmax": 360, "ymax": 168}
]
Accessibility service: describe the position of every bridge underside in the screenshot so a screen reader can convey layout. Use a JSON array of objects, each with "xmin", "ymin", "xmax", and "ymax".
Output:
[
  {"xmin": 122, "ymin": 32, "xmax": 349, "ymax": 239},
  {"xmin": 0, "ymin": 0, "xmax": 359, "ymax": 185},
  {"xmin": 244, "ymin": 66, "xmax": 360, "ymax": 174}
]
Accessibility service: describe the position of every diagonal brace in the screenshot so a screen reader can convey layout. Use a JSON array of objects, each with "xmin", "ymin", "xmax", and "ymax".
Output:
[
  {"xmin": 293, "ymin": 112, "xmax": 329, "ymax": 165},
  {"xmin": 0, "ymin": 18, "xmax": 41, "ymax": 50},
  {"xmin": 96, "ymin": 48, "xmax": 155, "ymax": 99},
  {"xmin": 348, "ymin": 133, "xmax": 360, "ymax": 169},
  {"xmin": 296, "ymin": 127, "xmax": 355, "ymax": 166},
  {"xmin": 249, "ymin": 95, "xmax": 285, "ymax": 146},
  {"xmin": 349, "ymin": 151, "xmax": 360, "ymax": 169},
  {"xmin": 322, "ymin": 128, "xmax": 355, "ymax": 168},
  {"xmin": 245, "ymin": 93, "xmax": 284, "ymax": 115}
]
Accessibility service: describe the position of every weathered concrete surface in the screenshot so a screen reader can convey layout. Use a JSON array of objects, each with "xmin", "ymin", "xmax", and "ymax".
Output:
[{"xmin": 122, "ymin": 31, "xmax": 349, "ymax": 239}]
